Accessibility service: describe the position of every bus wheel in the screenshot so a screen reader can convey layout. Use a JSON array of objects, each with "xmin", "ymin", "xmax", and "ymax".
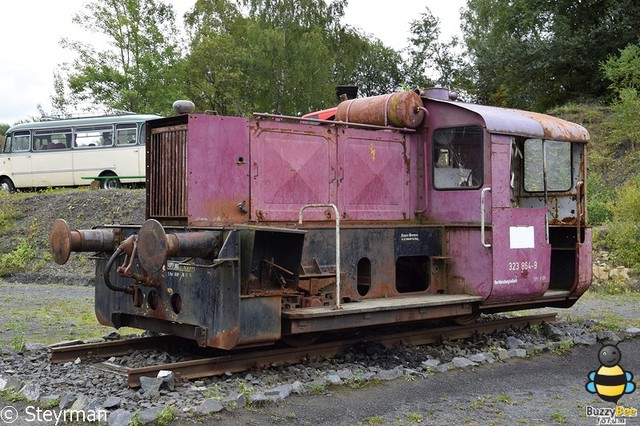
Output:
[
  {"xmin": 100, "ymin": 176, "xmax": 121, "ymax": 189},
  {"xmin": 0, "ymin": 177, "xmax": 16, "ymax": 193}
]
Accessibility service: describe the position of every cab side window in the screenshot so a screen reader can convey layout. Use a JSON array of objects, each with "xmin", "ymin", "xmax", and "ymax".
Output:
[{"xmin": 433, "ymin": 126, "xmax": 483, "ymax": 189}]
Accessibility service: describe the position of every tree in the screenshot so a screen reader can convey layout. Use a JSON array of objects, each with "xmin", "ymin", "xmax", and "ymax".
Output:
[
  {"xmin": 184, "ymin": 0, "xmax": 405, "ymax": 116},
  {"xmin": 404, "ymin": 7, "xmax": 468, "ymax": 91},
  {"xmin": 351, "ymin": 39, "xmax": 404, "ymax": 97},
  {"xmin": 462, "ymin": 0, "xmax": 640, "ymax": 110},
  {"xmin": 60, "ymin": 0, "xmax": 185, "ymax": 115},
  {"xmin": 602, "ymin": 44, "xmax": 640, "ymax": 94}
]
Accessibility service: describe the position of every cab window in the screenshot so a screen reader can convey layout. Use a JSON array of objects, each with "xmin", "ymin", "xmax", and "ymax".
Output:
[
  {"xmin": 433, "ymin": 125, "xmax": 483, "ymax": 189},
  {"xmin": 524, "ymin": 139, "xmax": 572, "ymax": 192}
]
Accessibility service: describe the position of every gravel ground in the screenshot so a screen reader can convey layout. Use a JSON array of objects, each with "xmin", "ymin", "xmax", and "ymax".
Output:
[
  {"xmin": 0, "ymin": 280, "xmax": 639, "ymax": 425},
  {"xmin": 1, "ymin": 188, "xmax": 640, "ymax": 425}
]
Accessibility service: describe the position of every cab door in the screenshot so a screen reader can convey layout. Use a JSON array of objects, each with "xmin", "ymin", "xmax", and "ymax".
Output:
[{"xmin": 486, "ymin": 134, "xmax": 550, "ymax": 303}]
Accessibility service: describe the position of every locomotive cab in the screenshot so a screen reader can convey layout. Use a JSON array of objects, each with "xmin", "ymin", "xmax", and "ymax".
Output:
[{"xmin": 51, "ymin": 90, "xmax": 591, "ymax": 349}]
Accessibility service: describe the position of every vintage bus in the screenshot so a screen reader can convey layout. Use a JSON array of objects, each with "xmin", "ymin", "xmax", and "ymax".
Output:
[{"xmin": 1, "ymin": 114, "xmax": 160, "ymax": 192}]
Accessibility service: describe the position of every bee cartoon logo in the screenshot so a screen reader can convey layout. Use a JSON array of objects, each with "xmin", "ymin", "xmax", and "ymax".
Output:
[{"xmin": 586, "ymin": 344, "xmax": 636, "ymax": 403}]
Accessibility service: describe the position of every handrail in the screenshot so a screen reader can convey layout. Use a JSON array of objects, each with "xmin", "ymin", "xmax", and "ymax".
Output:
[
  {"xmin": 298, "ymin": 204, "xmax": 341, "ymax": 309},
  {"xmin": 576, "ymin": 180, "xmax": 584, "ymax": 244},
  {"xmin": 481, "ymin": 187, "xmax": 492, "ymax": 248}
]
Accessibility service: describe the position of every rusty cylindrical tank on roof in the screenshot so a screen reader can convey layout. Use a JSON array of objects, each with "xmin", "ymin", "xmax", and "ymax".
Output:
[{"xmin": 335, "ymin": 91, "xmax": 426, "ymax": 128}]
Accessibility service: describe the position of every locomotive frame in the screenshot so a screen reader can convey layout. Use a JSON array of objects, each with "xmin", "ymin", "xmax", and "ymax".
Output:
[{"xmin": 51, "ymin": 89, "xmax": 591, "ymax": 349}]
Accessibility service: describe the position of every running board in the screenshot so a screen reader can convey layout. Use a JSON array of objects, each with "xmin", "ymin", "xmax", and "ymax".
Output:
[{"xmin": 282, "ymin": 294, "xmax": 483, "ymax": 334}]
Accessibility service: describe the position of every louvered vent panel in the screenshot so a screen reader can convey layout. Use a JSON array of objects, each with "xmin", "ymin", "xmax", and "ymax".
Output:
[{"xmin": 149, "ymin": 125, "xmax": 188, "ymax": 220}]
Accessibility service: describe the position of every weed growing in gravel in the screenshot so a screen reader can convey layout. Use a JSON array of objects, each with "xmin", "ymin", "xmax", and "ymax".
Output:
[
  {"xmin": 0, "ymin": 388, "xmax": 28, "ymax": 403},
  {"xmin": 528, "ymin": 324, "xmax": 542, "ymax": 335},
  {"xmin": 0, "ymin": 238, "xmax": 37, "ymax": 275},
  {"xmin": 309, "ymin": 383, "xmax": 328, "ymax": 395},
  {"xmin": 8, "ymin": 321, "xmax": 25, "ymax": 351},
  {"xmin": 130, "ymin": 412, "xmax": 143, "ymax": 426},
  {"xmin": 40, "ymin": 398, "xmax": 61, "ymax": 410},
  {"xmin": 0, "ymin": 205, "xmax": 22, "ymax": 232},
  {"xmin": 494, "ymin": 394, "xmax": 512, "ymax": 404},
  {"xmin": 203, "ymin": 384, "xmax": 223, "ymax": 400},
  {"xmin": 361, "ymin": 415, "xmax": 384, "ymax": 425},
  {"xmin": 406, "ymin": 412, "xmax": 424, "ymax": 423},
  {"xmin": 551, "ymin": 411, "xmax": 567, "ymax": 423},
  {"xmin": 470, "ymin": 396, "xmax": 487, "ymax": 409},
  {"xmin": 238, "ymin": 382, "xmax": 254, "ymax": 405},
  {"xmin": 155, "ymin": 406, "xmax": 176, "ymax": 426},
  {"xmin": 552, "ymin": 340, "xmax": 575, "ymax": 355}
]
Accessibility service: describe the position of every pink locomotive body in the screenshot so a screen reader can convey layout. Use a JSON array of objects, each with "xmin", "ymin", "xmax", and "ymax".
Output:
[{"xmin": 51, "ymin": 89, "xmax": 591, "ymax": 349}]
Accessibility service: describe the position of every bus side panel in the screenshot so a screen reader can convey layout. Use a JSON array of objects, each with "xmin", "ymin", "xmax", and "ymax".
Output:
[
  {"xmin": 113, "ymin": 145, "xmax": 144, "ymax": 183},
  {"xmin": 31, "ymin": 151, "xmax": 73, "ymax": 187},
  {"xmin": 72, "ymin": 149, "xmax": 116, "ymax": 184}
]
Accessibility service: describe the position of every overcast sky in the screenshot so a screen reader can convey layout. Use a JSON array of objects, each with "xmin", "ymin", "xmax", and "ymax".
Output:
[{"xmin": 0, "ymin": 0, "xmax": 465, "ymax": 125}]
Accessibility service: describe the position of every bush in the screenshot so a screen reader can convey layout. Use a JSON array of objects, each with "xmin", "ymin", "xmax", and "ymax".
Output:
[
  {"xmin": 587, "ymin": 173, "xmax": 613, "ymax": 225},
  {"xmin": 0, "ymin": 238, "xmax": 37, "ymax": 275},
  {"xmin": 605, "ymin": 174, "xmax": 640, "ymax": 271}
]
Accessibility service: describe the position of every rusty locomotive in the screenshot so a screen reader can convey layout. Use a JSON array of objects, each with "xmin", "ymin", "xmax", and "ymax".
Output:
[{"xmin": 50, "ymin": 88, "xmax": 591, "ymax": 349}]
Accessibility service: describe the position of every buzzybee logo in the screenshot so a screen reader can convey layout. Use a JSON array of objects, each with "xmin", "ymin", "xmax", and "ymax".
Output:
[
  {"xmin": 586, "ymin": 344, "xmax": 636, "ymax": 403},
  {"xmin": 585, "ymin": 344, "xmax": 637, "ymax": 425}
]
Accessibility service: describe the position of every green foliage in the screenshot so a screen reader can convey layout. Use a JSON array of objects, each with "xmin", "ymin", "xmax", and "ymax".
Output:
[
  {"xmin": 601, "ymin": 43, "xmax": 640, "ymax": 93},
  {"xmin": 0, "ymin": 238, "xmax": 37, "ymax": 275},
  {"xmin": 405, "ymin": 7, "xmax": 468, "ymax": 91},
  {"xmin": 552, "ymin": 340, "xmax": 574, "ymax": 355},
  {"xmin": 0, "ymin": 205, "xmax": 23, "ymax": 233},
  {"xmin": 587, "ymin": 173, "xmax": 613, "ymax": 226},
  {"xmin": 551, "ymin": 411, "xmax": 567, "ymax": 423},
  {"xmin": 608, "ymin": 89, "xmax": 640, "ymax": 151},
  {"xmin": 0, "ymin": 388, "xmax": 28, "ymax": 403},
  {"xmin": 604, "ymin": 174, "xmax": 640, "ymax": 271},
  {"xmin": 351, "ymin": 40, "xmax": 405, "ymax": 97},
  {"xmin": 155, "ymin": 406, "xmax": 176, "ymax": 426},
  {"xmin": 462, "ymin": 0, "xmax": 640, "ymax": 110},
  {"xmin": 61, "ymin": 0, "xmax": 186, "ymax": 115},
  {"xmin": 183, "ymin": 0, "xmax": 407, "ymax": 116},
  {"xmin": 0, "ymin": 123, "xmax": 9, "ymax": 138}
]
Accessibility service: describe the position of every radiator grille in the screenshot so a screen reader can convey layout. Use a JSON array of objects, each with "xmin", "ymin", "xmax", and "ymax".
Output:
[{"xmin": 149, "ymin": 124, "xmax": 188, "ymax": 220}]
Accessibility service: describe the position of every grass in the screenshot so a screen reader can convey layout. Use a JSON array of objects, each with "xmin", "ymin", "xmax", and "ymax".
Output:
[
  {"xmin": 552, "ymin": 340, "xmax": 575, "ymax": 355},
  {"xmin": 0, "ymin": 280, "xmax": 140, "ymax": 348}
]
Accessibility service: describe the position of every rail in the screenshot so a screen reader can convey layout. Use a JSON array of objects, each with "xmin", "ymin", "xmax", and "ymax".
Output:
[{"xmin": 51, "ymin": 313, "xmax": 556, "ymax": 387}]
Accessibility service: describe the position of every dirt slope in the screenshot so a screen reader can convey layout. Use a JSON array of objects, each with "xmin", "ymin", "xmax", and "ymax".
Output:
[{"xmin": 0, "ymin": 188, "xmax": 145, "ymax": 285}]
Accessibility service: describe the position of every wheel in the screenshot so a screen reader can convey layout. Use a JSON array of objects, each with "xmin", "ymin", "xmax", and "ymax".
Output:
[
  {"xmin": 0, "ymin": 177, "xmax": 16, "ymax": 193},
  {"xmin": 453, "ymin": 312, "xmax": 480, "ymax": 326},
  {"xmin": 100, "ymin": 176, "xmax": 121, "ymax": 189}
]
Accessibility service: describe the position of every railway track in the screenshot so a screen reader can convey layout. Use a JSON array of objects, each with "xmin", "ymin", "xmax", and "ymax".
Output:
[{"xmin": 49, "ymin": 313, "xmax": 556, "ymax": 388}]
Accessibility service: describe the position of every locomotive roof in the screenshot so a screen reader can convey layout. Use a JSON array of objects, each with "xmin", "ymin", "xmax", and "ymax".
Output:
[{"xmin": 431, "ymin": 99, "xmax": 590, "ymax": 143}]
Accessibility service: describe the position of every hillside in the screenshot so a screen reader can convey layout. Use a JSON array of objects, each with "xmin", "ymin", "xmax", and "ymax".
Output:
[{"xmin": 0, "ymin": 188, "xmax": 145, "ymax": 285}]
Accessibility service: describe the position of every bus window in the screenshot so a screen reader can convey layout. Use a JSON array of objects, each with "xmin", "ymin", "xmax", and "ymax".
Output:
[
  {"xmin": 34, "ymin": 128, "xmax": 71, "ymax": 150},
  {"xmin": 3, "ymin": 136, "xmax": 12, "ymax": 153},
  {"xmin": 75, "ymin": 125, "xmax": 113, "ymax": 148},
  {"xmin": 116, "ymin": 123, "xmax": 137, "ymax": 145},
  {"xmin": 11, "ymin": 131, "xmax": 31, "ymax": 152}
]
